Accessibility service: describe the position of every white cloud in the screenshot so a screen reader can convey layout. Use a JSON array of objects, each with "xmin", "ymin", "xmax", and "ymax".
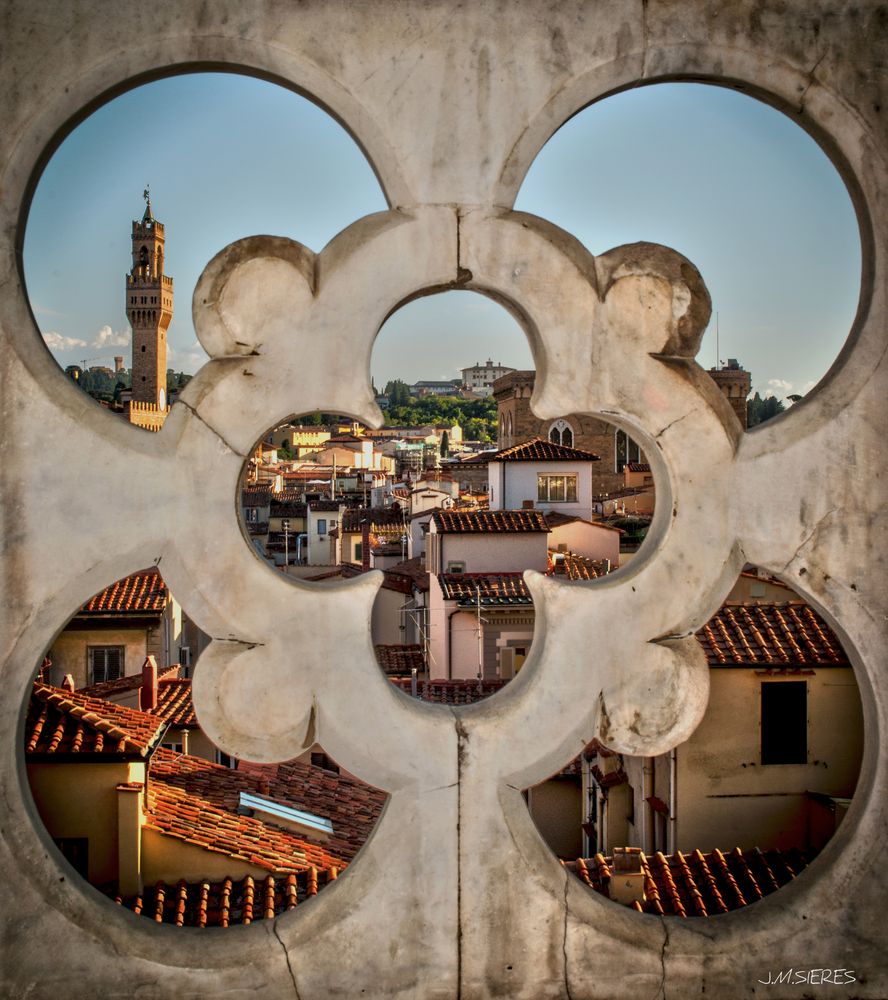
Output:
[
  {"xmin": 167, "ymin": 340, "xmax": 209, "ymax": 374},
  {"xmin": 764, "ymin": 377, "xmax": 794, "ymax": 399},
  {"xmin": 42, "ymin": 331, "xmax": 87, "ymax": 352},
  {"xmin": 91, "ymin": 324, "xmax": 131, "ymax": 349}
]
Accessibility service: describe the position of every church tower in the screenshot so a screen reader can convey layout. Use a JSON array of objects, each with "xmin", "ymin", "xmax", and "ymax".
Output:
[{"xmin": 127, "ymin": 189, "xmax": 172, "ymax": 425}]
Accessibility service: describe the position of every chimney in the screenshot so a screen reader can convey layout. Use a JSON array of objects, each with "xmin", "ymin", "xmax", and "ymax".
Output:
[
  {"xmin": 608, "ymin": 847, "xmax": 647, "ymax": 906},
  {"xmin": 139, "ymin": 655, "xmax": 159, "ymax": 712},
  {"xmin": 116, "ymin": 782, "xmax": 144, "ymax": 898},
  {"xmin": 522, "ymin": 499, "xmax": 535, "ymax": 509},
  {"xmin": 61, "ymin": 674, "xmax": 75, "ymax": 692}
]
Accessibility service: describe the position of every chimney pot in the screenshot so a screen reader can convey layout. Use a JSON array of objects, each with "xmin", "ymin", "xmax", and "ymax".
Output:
[{"xmin": 139, "ymin": 655, "xmax": 159, "ymax": 712}]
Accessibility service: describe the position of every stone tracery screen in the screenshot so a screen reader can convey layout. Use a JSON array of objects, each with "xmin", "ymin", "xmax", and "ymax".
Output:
[{"xmin": 1, "ymin": 3, "xmax": 886, "ymax": 999}]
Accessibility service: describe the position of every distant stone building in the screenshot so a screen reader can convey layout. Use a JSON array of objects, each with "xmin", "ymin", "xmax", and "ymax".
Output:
[
  {"xmin": 126, "ymin": 191, "xmax": 172, "ymax": 431},
  {"xmin": 493, "ymin": 371, "xmax": 625, "ymax": 495},
  {"xmin": 460, "ymin": 359, "xmax": 515, "ymax": 397},
  {"xmin": 708, "ymin": 358, "xmax": 751, "ymax": 429},
  {"xmin": 494, "ymin": 361, "xmax": 753, "ymax": 495}
]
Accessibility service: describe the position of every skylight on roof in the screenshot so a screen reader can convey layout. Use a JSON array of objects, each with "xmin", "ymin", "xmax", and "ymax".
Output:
[{"xmin": 238, "ymin": 791, "xmax": 334, "ymax": 838}]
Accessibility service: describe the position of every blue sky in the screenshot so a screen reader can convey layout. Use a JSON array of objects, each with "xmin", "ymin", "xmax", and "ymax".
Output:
[{"xmin": 25, "ymin": 73, "xmax": 860, "ymax": 401}]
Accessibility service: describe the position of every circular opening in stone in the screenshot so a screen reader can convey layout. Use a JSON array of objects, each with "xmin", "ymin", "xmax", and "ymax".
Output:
[
  {"xmin": 25, "ymin": 567, "xmax": 386, "ymax": 928},
  {"xmin": 525, "ymin": 566, "xmax": 863, "ymax": 918},
  {"xmin": 22, "ymin": 71, "xmax": 386, "ymax": 431},
  {"xmin": 516, "ymin": 82, "xmax": 861, "ymax": 422}
]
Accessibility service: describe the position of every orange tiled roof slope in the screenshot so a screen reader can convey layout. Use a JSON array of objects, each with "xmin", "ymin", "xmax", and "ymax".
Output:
[
  {"xmin": 150, "ymin": 750, "xmax": 385, "ymax": 863},
  {"xmin": 146, "ymin": 764, "xmax": 346, "ymax": 873},
  {"xmin": 432, "ymin": 509, "xmax": 549, "ymax": 533},
  {"xmin": 79, "ymin": 568, "xmax": 167, "ymax": 614},
  {"xmin": 565, "ymin": 846, "xmax": 812, "ymax": 917},
  {"xmin": 439, "ymin": 572, "xmax": 533, "ymax": 606},
  {"xmin": 625, "ymin": 462, "xmax": 651, "ymax": 473},
  {"xmin": 491, "ymin": 438, "xmax": 601, "ymax": 462},
  {"xmin": 375, "ymin": 644, "xmax": 425, "ymax": 675},
  {"xmin": 390, "ymin": 677, "xmax": 508, "ymax": 704},
  {"xmin": 26, "ymin": 683, "xmax": 167, "ymax": 756},
  {"xmin": 697, "ymin": 603, "xmax": 848, "ymax": 667},
  {"xmin": 115, "ymin": 869, "xmax": 338, "ymax": 927},
  {"xmin": 154, "ymin": 678, "xmax": 198, "ymax": 727},
  {"xmin": 549, "ymin": 552, "xmax": 610, "ymax": 580},
  {"xmin": 80, "ymin": 663, "xmax": 180, "ymax": 699}
]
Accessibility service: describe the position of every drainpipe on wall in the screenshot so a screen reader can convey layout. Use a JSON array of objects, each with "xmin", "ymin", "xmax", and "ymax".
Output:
[
  {"xmin": 642, "ymin": 758, "xmax": 654, "ymax": 856},
  {"xmin": 668, "ymin": 747, "xmax": 677, "ymax": 856}
]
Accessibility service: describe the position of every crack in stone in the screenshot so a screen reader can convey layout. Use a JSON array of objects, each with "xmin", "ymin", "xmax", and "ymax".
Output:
[
  {"xmin": 178, "ymin": 399, "xmax": 247, "ymax": 459},
  {"xmin": 781, "ymin": 507, "xmax": 839, "ymax": 573},
  {"xmin": 453, "ymin": 710, "xmax": 468, "ymax": 1000},
  {"xmin": 798, "ymin": 51, "xmax": 826, "ymax": 113},
  {"xmin": 272, "ymin": 919, "xmax": 302, "ymax": 999},
  {"xmin": 655, "ymin": 410, "xmax": 693, "ymax": 440},
  {"xmin": 562, "ymin": 871, "xmax": 574, "ymax": 1000},
  {"xmin": 656, "ymin": 914, "xmax": 670, "ymax": 999},
  {"xmin": 210, "ymin": 636, "xmax": 265, "ymax": 648}
]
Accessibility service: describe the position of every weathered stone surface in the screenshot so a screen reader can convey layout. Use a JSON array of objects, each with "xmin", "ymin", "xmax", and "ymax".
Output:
[{"xmin": 1, "ymin": 2, "xmax": 886, "ymax": 997}]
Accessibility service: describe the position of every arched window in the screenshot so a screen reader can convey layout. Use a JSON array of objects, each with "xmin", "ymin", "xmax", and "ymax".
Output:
[{"xmin": 549, "ymin": 419, "xmax": 573, "ymax": 447}]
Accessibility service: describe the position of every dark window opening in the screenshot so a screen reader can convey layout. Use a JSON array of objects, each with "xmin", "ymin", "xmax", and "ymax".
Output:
[{"xmin": 761, "ymin": 680, "xmax": 807, "ymax": 764}]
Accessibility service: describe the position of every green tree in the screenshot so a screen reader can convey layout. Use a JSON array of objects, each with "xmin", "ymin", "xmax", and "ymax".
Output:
[
  {"xmin": 747, "ymin": 392, "xmax": 786, "ymax": 427},
  {"xmin": 384, "ymin": 379, "xmax": 411, "ymax": 407},
  {"xmin": 440, "ymin": 429, "xmax": 450, "ymax": 456}
]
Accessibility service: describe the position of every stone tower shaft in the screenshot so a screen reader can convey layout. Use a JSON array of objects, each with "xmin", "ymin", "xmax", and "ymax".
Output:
[{"xmin": 127, "ymin": 197, "xmax": 172, "ymax": 411}]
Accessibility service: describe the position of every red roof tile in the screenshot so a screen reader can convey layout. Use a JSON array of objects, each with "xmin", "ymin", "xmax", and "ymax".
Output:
[
  {"xmin": 145, "ymin": 776, "xmax": 346, "ymax": 873},
  {"xmin": 625, "ymin": 462, "xmax": 651, "ymax": 473},
  {"xmin": 548, "ymin": 552, "xmax": 610, "ymax": 580},
  {"xmin": 490, "ymin": 438, "xmax": 601, "ymax": 462},
  {"xmin": 79, "ymin": 664, "xmax": 180, "ymax": 699},
  {"xmin": 79, "ymin": 569, "xmax": 167, "ymax": 615},
  {"xmin": 154, "ymin": 679, "xmax": 197, "ymax": 727},
  {"xmin": 149, "ymin": 750, "xmax": 385, "ymax": 863},
  {"xmin": 439, "ymin": 573, "xmax": 533, "ymax": 606},
  {"xmin": 114, "ymin": 869, "xmax": 337, "ymax": 927},
  {"xmin": 390, "ymin": 677, "xmax": 508, "ymax": 705},
  {"xmin": 565, "ymin": 846, "xmax": 812, "ymax": 917},
  {"xmin": 431, "ymin": 509, "xmax": 549, "ymax": 533},
  {"xmin": 696, "ymin": 603, "xmax": 847, "ymax": 667},
  {"xmin": 375, "ymin": 644, "xmax": 426, "ymax": 675},
  {"xmin": 26, "ymin": 683, "xmax": 167, "ymax": 757}
]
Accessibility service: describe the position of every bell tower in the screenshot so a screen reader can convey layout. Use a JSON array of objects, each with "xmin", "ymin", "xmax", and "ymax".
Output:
[{"xmin": 127, "ymin": 187, "xmax": 172, "ymax": 420}]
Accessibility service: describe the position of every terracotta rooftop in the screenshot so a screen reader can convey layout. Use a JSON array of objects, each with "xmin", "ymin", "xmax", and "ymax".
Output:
[
  {"xmin": 150, "ymin": 750, "xmax": 385, "ymax": 863},
  {"xmin": 78, "ymin": 568, "xmax": 167, "ymax": 615},
  {"xmin": 565, "ymin": 846, "xmax": 812, "ymax": 917},
  {"xmin": 439, "ymin": 573, "xmax": 533, "ymax": 607},
  {"xmin": 431, "ymin": 509, "xmax": 549, "ymax": 533},
  {"xmin": 625, "ymin": 462, "xmax": 651, "ymax": 473},
  {"xmin": 25, "ymin": 683, "xmax": 167, "ymax": 757},
  {"xmin": 696, "ymin": 603, "xmax": 848, "ymax": 667},
  {"xmin": 390, "ymin": 677, "xmax": 508, "ymax": 704},
  {"xmin": 490, "ymin": 438, "xmax": 601, "ymax": 462},
  {"xmin": 548, "ymin": 552, "xmax": 611, "ymax": 581},
  {"xmin": 146, "ymin": 765, "xmax": 346, "ymax": 873},
  {"xmin": 154, "ymin": 678, "xmax": 198, "ymax": 727},
  {"xmin": 375, "ymin": 644, "xmax": 426, "ymax": 675},
  {"xmin": 383, "ymin": 556, "xmax": 430, "ymax": 593},
  {"xmin": 242, "ymin": 487, "xmax": 272, "ymax": 507},
  {"xmin": 80, "ymin": 664, "xmax": 180, "ymax": 699},
  {"xmin": 342, "ymin": 507, "xmax": 406, "ymax": 532},
  {"xmin": 114, "ymin": 869, "xmax": 338, "ymax": 927}
]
